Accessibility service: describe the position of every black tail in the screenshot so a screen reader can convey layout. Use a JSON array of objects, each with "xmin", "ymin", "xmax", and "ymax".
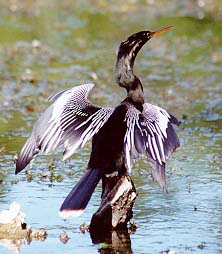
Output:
[{"xmin": 59, "ymin": 168, "xmax": 102, "ymax": 218}]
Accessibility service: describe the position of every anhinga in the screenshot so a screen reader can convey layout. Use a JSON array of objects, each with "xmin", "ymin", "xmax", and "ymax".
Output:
[{"xmin": 15, "ymin": 26, "xmax": 180, "ymax": 218}]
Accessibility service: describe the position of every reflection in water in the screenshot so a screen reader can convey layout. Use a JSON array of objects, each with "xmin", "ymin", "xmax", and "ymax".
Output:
[
  {"xmin": 91, "ymin": 228, "xmax": 132, "ymax": 254},
  {"xmin": 0, "ymin": 238, "xmax": 24, "ymax": 254}
]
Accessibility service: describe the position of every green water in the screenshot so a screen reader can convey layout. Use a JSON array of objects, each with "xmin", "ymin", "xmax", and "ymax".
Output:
[{"xmin": 0, "ymin": 1, "xmax": 222, "ymax": 253}]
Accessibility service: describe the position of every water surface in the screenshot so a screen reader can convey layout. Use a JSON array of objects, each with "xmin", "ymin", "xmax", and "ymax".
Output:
[{"xmin": 0, "ymin": 1, "xmax": 222, "ymax": 253}]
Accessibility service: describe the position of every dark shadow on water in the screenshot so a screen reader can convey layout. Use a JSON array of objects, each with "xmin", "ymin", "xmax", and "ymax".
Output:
[{"xmin": 90, "ymin": 227, "xmax": 132, "ymax": 254}]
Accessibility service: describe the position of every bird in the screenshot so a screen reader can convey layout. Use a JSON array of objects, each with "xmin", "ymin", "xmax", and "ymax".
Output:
[{"xmin": 15, "ymin": 26, "xmax": 180, "ymax": 219}]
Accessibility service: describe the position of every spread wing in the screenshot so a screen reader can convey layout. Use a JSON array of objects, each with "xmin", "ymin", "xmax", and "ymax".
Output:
[
  {"xmin": 16, "ymin": 83, "xmax": 114, "ymax": 173},
  {"xmin": 124, "ymin": 103, "xmax": 180, "ymax": 191}
]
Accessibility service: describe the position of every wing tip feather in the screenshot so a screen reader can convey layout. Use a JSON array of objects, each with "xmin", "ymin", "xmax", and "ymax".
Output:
[
  {"xmin": 15, "ymin": 135, "xmax": 39, "ymax": 174},
  {"xmin": 150, "ymin": 163, "xmax": 167, "ymax": 192}
]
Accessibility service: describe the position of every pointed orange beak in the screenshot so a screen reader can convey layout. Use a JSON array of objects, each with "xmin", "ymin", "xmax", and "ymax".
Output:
[{"xmin": 150, "ymin": 26, "xmax": 174, "ymax": 38}]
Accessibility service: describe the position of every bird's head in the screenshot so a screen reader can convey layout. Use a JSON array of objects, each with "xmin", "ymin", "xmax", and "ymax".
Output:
[
  {"xmin": 115, "ymin": 26, "xmax": 173, "ymax": 88},
  {"xmin": 116, "ymin": 26, "xmax": 173, "ymax": 66}
]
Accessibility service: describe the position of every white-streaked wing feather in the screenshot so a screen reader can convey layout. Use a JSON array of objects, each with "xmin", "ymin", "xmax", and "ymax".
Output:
[
  {"xmin": 124, "ymin": 103, "xmax": 180, "ymax": 190},
  {"xmin": 124, "ymin": 106, "xmax": 143, "ymax": 172},
  {"xmin": 62, "ymin": 108, "xmax": 114, "ymax": 160},
  {"xmin": 16, "ymin": 83, "xmax": 114, "ymax": 172},
  {"xmin": 141, "ymin": 103, "xmax": 180, "ymax": 161}
]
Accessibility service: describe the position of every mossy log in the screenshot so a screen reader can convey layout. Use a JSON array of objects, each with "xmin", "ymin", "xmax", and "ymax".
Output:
[{"xmin": 0, "ymin": 222, "xmax": 47, "ymax": 240}]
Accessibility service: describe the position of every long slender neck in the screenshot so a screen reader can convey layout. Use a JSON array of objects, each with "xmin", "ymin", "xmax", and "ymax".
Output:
[
  {"xmin": 124, "ymin": 77, "xmax": 144, "ymax": 111},
  {"xmin": 114, "ymin": 33, "xmax": 150, "ymax": 109},
  {"xmin": 114, "ymin": 52, "xmax": 144, "ymax": 109}
]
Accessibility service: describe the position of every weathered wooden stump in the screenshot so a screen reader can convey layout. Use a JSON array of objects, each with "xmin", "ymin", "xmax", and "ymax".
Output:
[{"xmin": 89, "ymin": 173, "xmax": 137, "ymax": 244}]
